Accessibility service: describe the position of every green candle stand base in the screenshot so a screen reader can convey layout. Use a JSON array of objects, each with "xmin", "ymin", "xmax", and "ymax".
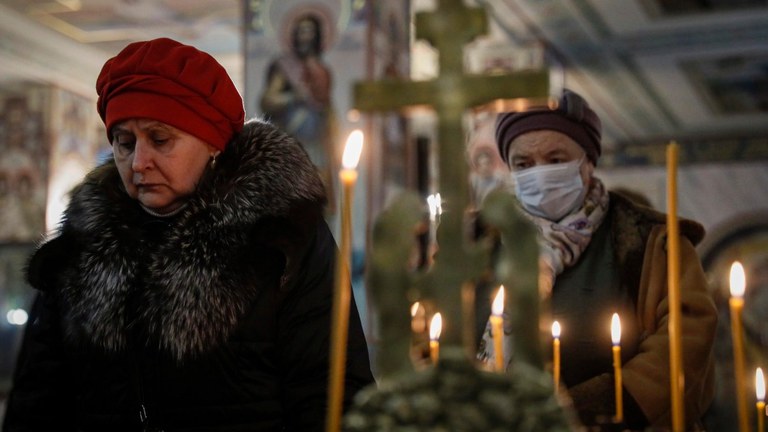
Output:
[{"xmin": 343, "ymin": 348, "xmax": 578, "ymax": 431}]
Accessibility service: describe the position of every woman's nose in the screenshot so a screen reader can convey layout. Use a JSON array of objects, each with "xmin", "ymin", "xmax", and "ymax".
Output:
[{"xmin": 131, "ymin": 138, "xmax": 153, "ymax": 172}]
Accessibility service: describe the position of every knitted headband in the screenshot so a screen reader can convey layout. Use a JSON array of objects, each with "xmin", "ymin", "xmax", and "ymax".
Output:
[
  {"xmin": 495, "ymin": 89, "xmax": 602, "ymax": 165},
  {"xmin": 96, "ymin": 37, "xmax": 245, "ymax": 151}
]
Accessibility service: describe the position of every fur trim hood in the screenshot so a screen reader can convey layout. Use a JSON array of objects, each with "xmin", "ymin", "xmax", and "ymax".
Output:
[{"xmin": 29, "ymin": 119, "xmax": 326, "ymax": 360}]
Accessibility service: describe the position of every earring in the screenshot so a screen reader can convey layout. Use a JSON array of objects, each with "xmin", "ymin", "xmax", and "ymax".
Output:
[{"xmin": 210, "ymin": 153, "xmax": 217, "ymax": 170}]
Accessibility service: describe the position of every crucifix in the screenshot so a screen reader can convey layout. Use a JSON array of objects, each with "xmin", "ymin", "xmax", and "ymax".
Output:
[{"xmin": 355, "ymin": 0, "xmax": 549, "ymax": 374}]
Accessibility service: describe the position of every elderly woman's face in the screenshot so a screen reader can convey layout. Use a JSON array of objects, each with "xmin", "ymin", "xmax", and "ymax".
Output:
[
  {"xmin": 112, "ymin": 119, "xmax": 214, "ymax": 214},
  {"xmin": 508, "ymin": 130, "xmax": 594, "ymax": 186}
]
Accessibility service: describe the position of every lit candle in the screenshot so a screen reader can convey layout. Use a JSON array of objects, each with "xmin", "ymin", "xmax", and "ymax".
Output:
[
  {"xmin": 611, "ymin": 313, "xmax": 623, "ymax": 423},
  {"xmin": 426, "ymin": 193, "xmax": 442, "ymax": 260},
  {"xmin": 427, "ymin": 193, "xmax": 442, "ymax": 224},
  {"xmin": 552, "ymin": 320, "xmax": 561, "ymax": 394},
  {"xmin": 411, "ymin": 301, "xmax": 425, "ymax": 333},
  {"xmin": 429, "ymin": 312, "xmax": 442, "ymax": 364},
  {"xmin": 490, "ymin": 286, "xmax": 505, "ymax": 372},
  {"xmin": 666, "ymin": 141, "xmax": 685, "ymax": 431},
  {"xmin": 326, "ymin": 130, "xmax": 363, "ymax": 432},
  {"xmin": 730, "ymin": 261, "xmax": 750, "ymax": 432},
  {"xmin": 757, "ymin": 367, "xmax": 765, "ymax": 432}
]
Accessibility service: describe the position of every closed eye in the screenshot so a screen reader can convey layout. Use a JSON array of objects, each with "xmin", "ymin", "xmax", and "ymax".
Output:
[{"xmin": 113, "ymin": 134, "xmax": 135, "ymax": 152}]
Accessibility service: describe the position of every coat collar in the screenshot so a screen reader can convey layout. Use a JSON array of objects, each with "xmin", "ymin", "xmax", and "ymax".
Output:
[
  {"xmin": 39, "ymin": 119, "xmax": 326, "ymax": 360},
  {"xmin": 609, "ymin": 190, "xmax": 705, "ymax": 303}
]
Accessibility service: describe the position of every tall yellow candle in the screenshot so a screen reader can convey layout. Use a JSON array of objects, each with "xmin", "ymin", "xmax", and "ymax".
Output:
[
  {"xmin": 756, "ymin": 367, "xmax": 765, "ymax": 432},
  {"xmin": 666, "ymin": 141, "xmax": 685, "ymax": 431},
  {"xmin": 552, "ymin": 321, "xmax": 561, "ymax": 394},
  {"xmin": 490, "ymin": 286, "xmax": 505, "ymax": 372},
  {"xmin": 326, "ymin": 130, "xmax": 363, "ymax": 432},
  {"xmin": 730, "ymin": 261, "xmax": 750, "ymax": 432},
  {"xmin": 429, "ymin": 313, "xmax": 442, "ymax": 364},
  {"xmin": 611, "ymin": 313, "xmax": 623, "ymax": 423}
]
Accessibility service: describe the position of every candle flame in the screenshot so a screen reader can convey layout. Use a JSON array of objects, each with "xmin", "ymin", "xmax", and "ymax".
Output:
[
  {"xmin": 729, "ymin": 261, "xmax": 745, "ymax": 298},
  {"xmin": 611, "ymin": 313, "xmax": 621, "ymax": 345},
  {"xmin": 757, "ymin": 367, "xmax": 766, "ymax": 401},
  {"xmin": 410, "ymin": 302, "xmax": 421, "ymax": 317},
  {"xmin": 342, "ymin": 130, "xmax": 364, "ymax": 170},
  {"xmin": 427, "ymin": 193, "xmax": 442, "ymax": 220},
  {"xmin": 429, "ymin": 313, "xmax": 442, "ymax": 341},
  {"xmin": 492, "ymin": 286, "xmax": 505, "ymax": 316},
  {"xmin": 552, "ymin": 320, "xmax": 561, "ymax": 339}
]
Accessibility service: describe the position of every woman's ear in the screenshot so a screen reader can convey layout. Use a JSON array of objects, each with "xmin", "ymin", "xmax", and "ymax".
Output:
[{"xmin": 207, "ymin": 142, "xmax": 222, "ymax": 156}]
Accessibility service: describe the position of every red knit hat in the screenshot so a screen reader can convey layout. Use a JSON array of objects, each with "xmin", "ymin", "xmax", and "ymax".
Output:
[
  {"xmin": 96, "ymin": 38, "xmax": 244, "ymax": 151},
  {"xmin": 495, "ymin": 89, "xmax": 602, "ymax": 165}
]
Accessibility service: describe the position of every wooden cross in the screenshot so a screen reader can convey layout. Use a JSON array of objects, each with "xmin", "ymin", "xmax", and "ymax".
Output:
[{"xmin": 354, "ymin": 0, "xmax": 548, "ymax": 353}]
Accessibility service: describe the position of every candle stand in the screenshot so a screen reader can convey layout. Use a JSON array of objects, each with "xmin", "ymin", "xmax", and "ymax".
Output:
[{"xmin": 338, "ymin": 0, "xmax": 578, "ymax": 430}]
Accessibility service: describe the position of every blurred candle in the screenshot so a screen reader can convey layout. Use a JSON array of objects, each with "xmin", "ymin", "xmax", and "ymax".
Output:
[
  {"xmin": 426, "ymin": 193, "xmax": 442, "ymax": 258},
  {"xmin": 326, "ymin": 130, "xmax": 363, "ymax": 432},
  {"xmin": 666, "ymin": 141, "xmax": 685, "ymax": 432},
  {"xmin": 757, "ymin": 367, "xmax": 765, "ymax": 432},
  {"xmin": 429, "ymin": 313, "xmax": 442, "ymax": 364},
  {"xmin": 611, "ymin": 313, "xmax": 623, "ymax": 423},
  {"xmin": 411, "ymin": 301, "xmax": 425, "ymax": 333},
  {"xmin": 730, "ymin": 261, "xmax": 750, "ymax": 432},
  {"xmin": 490, "ymin": 286, "xmax": 505, "ymax": 372},
  {"xmin": 552, "ymin": 320, "xmax": 561, "ymax": 394},
  {"xmin": 427, "ymin": 193, "xmax": 442, "ymax": 223}
]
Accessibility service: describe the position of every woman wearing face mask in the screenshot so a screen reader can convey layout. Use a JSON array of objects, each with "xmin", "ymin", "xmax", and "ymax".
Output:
[{"xmin": 478, "ymin": 89, "xmax": 717, "ymax": 430}]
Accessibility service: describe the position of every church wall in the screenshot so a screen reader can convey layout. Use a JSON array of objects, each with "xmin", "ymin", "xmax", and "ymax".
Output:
[
  {"xmin": 598, "ymin": 162, "xmax": 768, "ymax": 243},
  {"xmin": 0, "ymin": 82, "xmax": 103, "ymax": 401}
]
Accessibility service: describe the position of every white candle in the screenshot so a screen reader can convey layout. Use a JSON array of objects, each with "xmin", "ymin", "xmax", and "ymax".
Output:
[{"xmin": 426, "ymin": 193, "xmax": 442, "ymax": 260}]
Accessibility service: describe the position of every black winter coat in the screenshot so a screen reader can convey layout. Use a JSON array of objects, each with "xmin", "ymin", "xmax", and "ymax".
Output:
[{"xmin": 3, "ymin": 119, "xmax": 374, "ymax": 432}]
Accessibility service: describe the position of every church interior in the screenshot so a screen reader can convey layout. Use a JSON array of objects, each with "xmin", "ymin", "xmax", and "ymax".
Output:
[{"xmin": 1, "ymin": 0, "xmax": 767, "ymax": 430}]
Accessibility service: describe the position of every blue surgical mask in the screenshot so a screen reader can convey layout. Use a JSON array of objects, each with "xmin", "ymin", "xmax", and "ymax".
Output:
[{"xmin": 513, "ymin": 158, "xmax": 587, "ymax": 221}]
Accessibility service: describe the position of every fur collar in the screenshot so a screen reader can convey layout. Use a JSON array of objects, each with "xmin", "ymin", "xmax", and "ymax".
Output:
[
  {"xmin": 33, "ymin": 119, "xmax": 326, "ymax": 360},
  {"xmin": 610, "ymin": 190, "xmax": 705, "ymax": 301}
]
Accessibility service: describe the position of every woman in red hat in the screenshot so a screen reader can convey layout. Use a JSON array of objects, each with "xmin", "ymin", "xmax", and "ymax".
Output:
[
  {"xmin": 3, "ymin": 38, "xmax": 373, "ymax": 432},
  {"xmin": 478, "ymin": 89, "xmax": 717, "ymax": 430}
]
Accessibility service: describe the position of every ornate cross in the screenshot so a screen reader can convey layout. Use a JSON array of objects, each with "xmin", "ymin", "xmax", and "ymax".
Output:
[{"xmin": 355, "ymin": 0, "xmax": 548, "ymax": 372}]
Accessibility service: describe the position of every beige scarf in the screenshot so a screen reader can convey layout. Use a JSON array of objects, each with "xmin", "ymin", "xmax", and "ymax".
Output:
[{"xmin": 526, "ymin": 176, "xmax": 610, "ymax": 294}]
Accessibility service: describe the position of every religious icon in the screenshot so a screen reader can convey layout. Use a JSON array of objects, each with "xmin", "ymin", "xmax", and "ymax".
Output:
[
  {"xmin": 260, "ymin": 8, "xmax": 338, "ymax": 211},
  {"xmin": 0, "ymin": 96, "xmax": 47, "ymax": 242},
  {"xmin": 46, "ymin": 89, "xmax": 102, "ymax": 231}
]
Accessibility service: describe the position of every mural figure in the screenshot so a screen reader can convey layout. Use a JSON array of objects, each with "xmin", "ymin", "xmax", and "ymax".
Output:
[
  {"xmin": 260, "ymin": 12, "xmax": 337, "ymax": 210},
  {"xmin": 0, "ymin": 97, "xmax": 46, "ymax": 241}
]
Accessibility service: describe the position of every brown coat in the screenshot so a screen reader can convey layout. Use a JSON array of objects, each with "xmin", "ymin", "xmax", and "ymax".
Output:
[
  {"xmin": 570, "ymin": 191, "xmax": 717, "ymax": 429},
  {"xmin": 625, "ymin": 215, "xmax": 717, "ymax": 427}
]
